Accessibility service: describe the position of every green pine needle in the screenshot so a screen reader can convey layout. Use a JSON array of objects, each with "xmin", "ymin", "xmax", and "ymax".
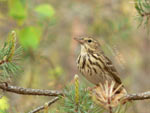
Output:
[
  {"xmin": 60, "ymin": 85, "xmax": 104, "ymax": 113},
  {"xmin": 0, "ymin": 31, "xmax": 22, "ymax": 81}
]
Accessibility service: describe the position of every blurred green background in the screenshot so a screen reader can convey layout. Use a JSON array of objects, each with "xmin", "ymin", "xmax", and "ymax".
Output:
[{"xmin": 0, "ymin": 0, "xmax": 150, "ymax": 113}]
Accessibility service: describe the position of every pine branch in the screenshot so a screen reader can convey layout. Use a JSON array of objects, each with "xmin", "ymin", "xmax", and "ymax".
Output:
[
  {"xmin": 0, "ymin": 83, "xmax": 63, "ymax": 96},
  {"xmin": 1, "ymin": 82, "xmax": 150, "ymax": 101},
  {"xmin": 125, "ymin": 91, "xmax": 150, "ymax": 101},
  {"xmin": 141, "ymin": 12, "xmax": 150, "ymax": 17},
  {"xmin": 1, "ymin": 83, "xmax": 150, "ymax": 101},
  {"xmin": 28, "ymin": 97, "xmax": 59, "ymax": 113},
  {"xmin": 0, "ymin": 59, "xmax": 8, "ymax": 65}
]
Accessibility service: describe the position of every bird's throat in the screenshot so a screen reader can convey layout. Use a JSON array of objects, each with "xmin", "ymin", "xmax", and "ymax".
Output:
[{"xmin": 80, "ymin": 45, "xmax": 88, "ymax": 56}]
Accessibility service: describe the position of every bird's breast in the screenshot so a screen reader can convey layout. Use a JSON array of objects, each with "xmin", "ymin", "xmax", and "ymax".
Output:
[{"xmin": 76, "ymin": 53, "xmax": 106, "ymax": 85}]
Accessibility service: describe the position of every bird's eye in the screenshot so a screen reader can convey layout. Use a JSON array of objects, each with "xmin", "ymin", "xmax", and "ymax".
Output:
[{"xmin": 88, "ymin": 40, "xmax": 92, "ymax": 43}]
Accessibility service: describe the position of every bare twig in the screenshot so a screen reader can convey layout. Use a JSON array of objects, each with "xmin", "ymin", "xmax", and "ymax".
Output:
[
  {"xmin": 0, "ymin": 83, "xmax": 63, "ymax": 96},
  {"xmin": 125, "ymin": 91, "xmax": 150, "ymax": 101},
  {"xmin": 28, "ymin": 97, "xmax": 60, "ymax": 113}
]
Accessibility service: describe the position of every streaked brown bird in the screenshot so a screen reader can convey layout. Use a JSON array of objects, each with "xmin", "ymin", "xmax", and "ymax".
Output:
[{"xmin": 74, "ymin": 36, "xmax": 126, "ymax": 92}]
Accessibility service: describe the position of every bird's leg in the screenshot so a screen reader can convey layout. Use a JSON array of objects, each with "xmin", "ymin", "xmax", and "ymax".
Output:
[{"xmin": 85, "ymin": 85, "xmax": 99, "ymax": 91}]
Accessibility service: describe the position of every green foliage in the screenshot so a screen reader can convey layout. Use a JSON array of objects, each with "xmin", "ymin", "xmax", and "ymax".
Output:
[
  {"xmin": 134, "ymin": 0, "xmax": 150, "ymax": 29},
  {"xmin": 34, "ymin": 4, "xmax": 55, "ymax": 19},
  {"xmin": 57, "ymin": 74, "xmax": 129, "ymax": 113},
  {"xmin": 60, "ymin": 85, "xmax": 130, "ymax": 113},
  {"xmin": 49, "ymin": 66, "xmax": 63, "ymax": 77},
  {"xmin": 34, "ymin": 4, "xmax": 56, "ymax": 26},
  {"xmin": 18, "ymin": 26, "xmax": 42, "ymax": 50},
  {"xmin": 0, "ymin": 31, "xmax": 22, "ymax": 80},
  {"xmin": 135, "ymin": 0, "xmax": 150, "ymax": 16},
  {"xmin": 8, "ymin": 0, "xmax": 27, "ymax": 23},
  {"xmin": 61, "ymin": 85, "xmax": 104, "ymax": 113},
  {"xmin": 0, "ymin": 96, "xmax": 9, "ymax": 112},
  {"xmin": 7, "ymin": 0, "xmax": 56, "ymax": 53}
]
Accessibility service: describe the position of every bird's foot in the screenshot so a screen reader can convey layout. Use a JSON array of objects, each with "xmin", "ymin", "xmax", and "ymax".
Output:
[{"xmin": 85, "ymin": 86, "xmax": 98, "ymax": 92}]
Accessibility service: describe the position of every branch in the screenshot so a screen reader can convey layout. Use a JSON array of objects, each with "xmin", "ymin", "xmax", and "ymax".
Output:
[
  {"xmin": 0, "ymin": 83, "xmax": 63, "ymax": 96},
  {"xmin": 1, "ymin": 82, "xmax": 150, "ymax": 112},
  {"xmin": 141, "ymin": 12, "xmax": 150, "ymax": 17},
  {"xmin": 28, "ymin": 97, "xmax": 60, "ymax": 113},
  {"xmin": 1, "ymin": 83, "xmax": 150, "ymax": 100},
  {"xmin": 27, "ymin": 91, "xmax": 150, "ymax": 113},
  {"xmin": 0, "ymin": 59, "xmax": 8, "ymax": 65},
  {"xmin": 126, "ymin": 91, "xmax": 150, "ymax": 101}
]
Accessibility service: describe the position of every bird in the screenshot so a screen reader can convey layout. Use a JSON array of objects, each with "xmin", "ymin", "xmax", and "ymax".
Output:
[{"xmin": 74, "ymin": 36, "xmax": 126, "ymax": 93}]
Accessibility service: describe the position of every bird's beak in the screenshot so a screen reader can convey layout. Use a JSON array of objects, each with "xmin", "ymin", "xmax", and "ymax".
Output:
[{"xmin": 74, "ymin": 37, "xmax": 84, "ymax": 44}]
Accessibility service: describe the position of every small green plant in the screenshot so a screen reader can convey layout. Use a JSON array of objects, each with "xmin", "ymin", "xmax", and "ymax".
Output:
[
  {"xmin": 0, "ymin": 31, "xmax": 22, "ymax": 81},
  {"xmin": 60, "ymin": 75, "xmax": 105, "ymax": 113},
  {"xmin": 134, "ymin": 0, "xmax": 150, "ymax": 30},
  {"xmin": 57, "ymin": 75, "xmax": 129, "ymax": 113}
]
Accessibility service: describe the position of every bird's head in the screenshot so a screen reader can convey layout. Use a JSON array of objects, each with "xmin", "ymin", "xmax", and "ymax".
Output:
[{"xmin": 74, "ymin": 36, "xmax": 100, "ymax": 54}]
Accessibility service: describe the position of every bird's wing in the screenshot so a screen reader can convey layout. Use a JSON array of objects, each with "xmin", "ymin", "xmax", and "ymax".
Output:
[
  {"xmin": 103, "ymin": 55, "xmax": 122, "ymax": 84},
  {"xmin": 93, "ymin": 46, "xmax": 122, "ymax": 84}
]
